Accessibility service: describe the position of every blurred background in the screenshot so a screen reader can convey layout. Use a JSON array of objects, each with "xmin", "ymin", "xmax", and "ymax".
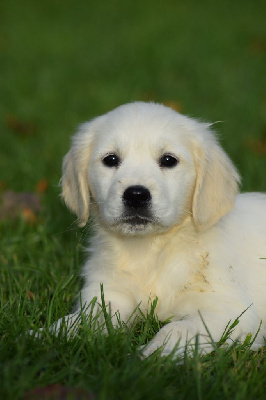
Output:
[
  {"xmin": 0, "ymin": 0, "xmax": 266, "ymax": 229},
  {"xmin": 1, "ymin": 3, "xmax": 266, "ymax": 396}
]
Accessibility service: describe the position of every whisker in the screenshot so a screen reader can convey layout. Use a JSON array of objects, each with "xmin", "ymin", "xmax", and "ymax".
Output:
[{"xmin": 51, "ymin": 219, "xmax": 80, "ymax": 238}]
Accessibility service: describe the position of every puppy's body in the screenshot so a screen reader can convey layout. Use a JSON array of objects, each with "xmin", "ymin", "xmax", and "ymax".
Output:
[
  {"xmin": 79, "ymin": 193, "xmax": 266, "ymax": 355},
  {"xmin": 59, "ymin": 102, "xmax": 266, "ymax": 357}
]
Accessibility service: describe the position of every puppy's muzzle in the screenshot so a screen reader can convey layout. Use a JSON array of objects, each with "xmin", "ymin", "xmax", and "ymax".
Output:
[{"xmin": 122, "ymin": 185, "xmax": 151, "ymax": 209}]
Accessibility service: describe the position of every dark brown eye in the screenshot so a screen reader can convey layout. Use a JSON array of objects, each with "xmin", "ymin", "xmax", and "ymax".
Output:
[
  {"xmin": 102, "ymin": 154, "xmax": 120, "ymax": 167},
  {"xmin": 159, "ymin": 154, "xmax": 179, "ymax": 168}
]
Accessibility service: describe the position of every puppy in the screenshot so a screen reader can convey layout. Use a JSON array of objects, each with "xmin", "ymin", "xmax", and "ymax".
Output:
[{"xmin": 56, "ymin": 102, "xmax": 266, "ymax": 357}]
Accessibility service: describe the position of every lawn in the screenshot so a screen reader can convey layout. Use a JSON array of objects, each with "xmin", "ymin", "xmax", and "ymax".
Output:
[{"xmin": 1, "ymin": 0, "xmax": 266, "ymax": 399}]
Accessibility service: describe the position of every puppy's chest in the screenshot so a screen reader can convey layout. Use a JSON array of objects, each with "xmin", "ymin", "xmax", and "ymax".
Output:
[
  {"xmin": 155, "ymin": 249, "xmax": 211, "ymax": 295},
  {"xmin": 115, "ymin": 244, "xmax": 211, "ymax": 305}
]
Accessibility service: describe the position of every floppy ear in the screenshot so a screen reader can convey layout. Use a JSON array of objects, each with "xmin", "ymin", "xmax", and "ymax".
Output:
[
  {"xmin": 61, "ymin": 121, "xmax": 97, "ymax": 227},
  {"xmin": 192, "ymin": 128, "xmax": 241, "ymax": 231}
]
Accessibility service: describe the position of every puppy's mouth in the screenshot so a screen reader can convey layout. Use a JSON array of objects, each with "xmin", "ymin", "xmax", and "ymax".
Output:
[
  {"xmin": 121, "ymin": 214, "xmax": 153, "ymax": 225},
  {"xmin": 109, "ymin": 211, "xmax": 164, "ymax": 235}
]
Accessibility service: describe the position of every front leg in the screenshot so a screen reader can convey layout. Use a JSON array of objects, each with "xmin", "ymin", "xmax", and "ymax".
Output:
[
  {"xmin": 28, "ymin": 287, "xmax": 136, "ymax": 338},
  {"xmin": 141, "ymin": 312, "xmax": 245, "ymax": 358},
  {"xmin": 78, "ymin": 285, "xmax": 137, "ymax": 327}
]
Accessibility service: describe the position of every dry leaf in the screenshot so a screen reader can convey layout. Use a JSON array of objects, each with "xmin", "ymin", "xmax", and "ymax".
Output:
[
  {"xmin": 36, "ymin": 178, "xmax": 49, "ymax": 194},
  {"xmin": 163, "ymin": 101, "xmax": 183, "ymax": 113},
  {"xmin": 23, "ymin": 384, "xmax": 96, "ymax": 400},
  {"xmin": 0, "ymin": 191, "xmax": 42, "ymax": 223},
  {"xmin": 27, "ymin": 291, "xmax": 35, "ymax": 300},
  {"xmin": 6, "ymin": 115, "xmax": 36, "ymax": 137},
  {"xmin": 22, "ymin": 208, "xmax": 39, "ymax": 224},
  {"xmin": 250, "ymin": 37, "xmax": 266, "ymax": 54},
  {"xmin": 246, "ymin": 128, "xmax": 266, "ymax": 155},
  {"xmin": 141, "ymin": 92, "xmax": 157, "ymax": 101},
  {"xmin": 0, "ymin": 181, "xmax": 7, "ymax": 192}
]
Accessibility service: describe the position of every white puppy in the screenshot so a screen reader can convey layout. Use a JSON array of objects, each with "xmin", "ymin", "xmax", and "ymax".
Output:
[{"xmin": 57, "ymin": 102, "xmax": 266, "ymax": 357}]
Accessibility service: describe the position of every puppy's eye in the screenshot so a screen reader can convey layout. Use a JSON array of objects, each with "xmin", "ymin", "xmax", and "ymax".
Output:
[
  {"xmin": 102, "ymin": 154, "xmax": 120, "ymax": 167},
  {"xmin": 159, "ymin": 154, "xmax": 179, "ymax": 168}
]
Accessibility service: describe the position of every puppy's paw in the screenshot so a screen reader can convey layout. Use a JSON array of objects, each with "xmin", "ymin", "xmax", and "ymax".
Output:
[
  {"xmin": 26, "ymin": 328, "xmax": 44, "ymax": 339},
  {"xmin": 26, "ymin": 313, "xmax": 81, "ymax": 340},
  {"xmin": 139, "ymin": 323, "xmax": 183, "ymax": 358},
  {"xmin": 139, "ymin": 321, "xmax": 214, "ymax": 359}
]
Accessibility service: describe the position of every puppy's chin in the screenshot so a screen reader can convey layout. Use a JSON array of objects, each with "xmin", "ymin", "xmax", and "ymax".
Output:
[
  {"xmin": 106, "ymin": 216, "xmax": 168, "ymax": 236},
  {"xmin": 118, "ymin": 224, "xmax": 153, "ymax": 236}
]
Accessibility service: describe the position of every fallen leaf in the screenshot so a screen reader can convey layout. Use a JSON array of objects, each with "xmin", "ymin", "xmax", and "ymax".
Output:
[
  {"xmin": 246, "ymin": 128, "xmax": 266, "ymax": 155},
  {"xmin": 250, "ymin": 37, "xmax": 266, "ymax": 54},
  {"xmin": 27, "ymin": 291, "xmax": 35, "ymax": 300},
  {"xmin": 36, "ymin": 178, "xmax": 49, "ymax": 194},
  {"xmin": 22, "ymin": 208, "xmax": 39, "ymax": 224},
  {"xmin": 23, "ymin": 384, "xmax": 96, "ymax": 400},
  {"xmin": 6, "ymin": 115, "xmax": 36, "ymax": 137},
  {"xmin": 0, "ymin": 181, "xmax": 7, "ymax": 192},
  {"xmin": 163, "ymin": 101, "xmax": 183, "ymax": 113},
  {"xmin": 141, "ymin": 92, "xmax": 157, "ymax": 101},
  {"xmin": 0, "ymin": 191, "xmax": 42, "ymax": 223}
]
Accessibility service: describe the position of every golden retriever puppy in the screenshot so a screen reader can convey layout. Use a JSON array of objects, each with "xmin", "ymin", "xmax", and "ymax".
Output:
[{"xmin": 57, "ymin": 102, "xmax": 266, "ymax": 357}]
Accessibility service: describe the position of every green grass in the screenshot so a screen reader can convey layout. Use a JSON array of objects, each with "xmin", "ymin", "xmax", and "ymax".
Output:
[{"xmin": 1, "ymin": 0, "xmax": 266, "ymax": 398}]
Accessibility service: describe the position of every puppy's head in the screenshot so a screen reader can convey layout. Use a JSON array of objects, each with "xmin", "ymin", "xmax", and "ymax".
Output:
[{"xmin": 61, "ymin": 102, "xmax": 240, "ymax": 234}]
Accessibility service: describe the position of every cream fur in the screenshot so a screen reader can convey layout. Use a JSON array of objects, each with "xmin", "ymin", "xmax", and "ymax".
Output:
[{"xmin": 57, "ymin": 102, "xmax": 266, "ymax": 357}]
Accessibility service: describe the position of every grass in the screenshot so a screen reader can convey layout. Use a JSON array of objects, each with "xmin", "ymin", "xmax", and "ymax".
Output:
[{"xmin": 1, "ymin": 0, "xmax": 266, "ymax": 398}]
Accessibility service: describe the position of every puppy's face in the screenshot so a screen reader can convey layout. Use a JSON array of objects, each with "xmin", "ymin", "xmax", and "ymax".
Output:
[
  {"xmin": 62, "ymin": 102, "xmax": 240, "ymax": 234},
  {"xmin": 88, "ymin": 105, "xmax": 196, "ymax": 235}
]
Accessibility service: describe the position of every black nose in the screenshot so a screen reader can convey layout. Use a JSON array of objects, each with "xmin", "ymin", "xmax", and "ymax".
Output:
[{"xmin": 123, "ymin": 185, "xmax": 151, "ymax": 209}]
